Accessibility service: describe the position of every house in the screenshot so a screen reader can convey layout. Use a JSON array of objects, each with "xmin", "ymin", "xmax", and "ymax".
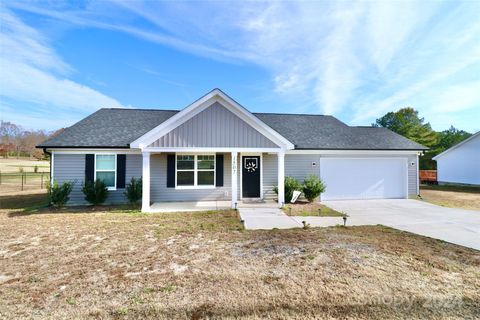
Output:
[
  {"xmin": 38, "ymin": 89, "xmax": 426, "ymax": 212},
  {"xmin": 433, "ymin": 131, "xmax": 480, "ymax": 185}
]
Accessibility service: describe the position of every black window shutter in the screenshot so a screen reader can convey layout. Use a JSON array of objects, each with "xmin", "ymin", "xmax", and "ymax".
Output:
[
  {"xmin": 85, "ymin": 154, "xmax": 94, "ymax": 183},
  {"xmin": 117, "ymin": 154, "xmax": 126, "ymax": 188},
  {"xmin": 216, "ymin": 154, "xmax": 224, "ymax": 187},
  {"xmin": 167, "ymin": 154, "xmax": 175, "ymax": 188}
]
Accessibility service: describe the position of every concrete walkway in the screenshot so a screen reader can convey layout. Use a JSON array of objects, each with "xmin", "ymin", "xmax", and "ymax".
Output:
[
  {"xmin": 239, "ymin": 208, "xmax": 301, "ymax": 229},
  {"xmin": 324, "ymin": 199, "xmax": 480, "ymax": 251}
]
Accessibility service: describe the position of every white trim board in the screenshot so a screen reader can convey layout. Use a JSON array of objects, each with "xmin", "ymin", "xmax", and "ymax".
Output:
[{"xmin": 130, "ymin": 89, "xmax": 294, "ymax": 150}]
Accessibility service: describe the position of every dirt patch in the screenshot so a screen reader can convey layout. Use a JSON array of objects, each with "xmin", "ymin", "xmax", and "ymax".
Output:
[
  {"xmin": 420, "ymin": 189, "xmax": 480, "ymax": 211},
  {"xmin": 0, "ymin": 205, "xmax": 479, "ymax": 319}
]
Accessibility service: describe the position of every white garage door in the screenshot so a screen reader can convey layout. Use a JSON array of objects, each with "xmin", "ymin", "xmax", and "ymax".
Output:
[{"xmin": 320, "ymin": 158, "xmax": 407, "ymax": 200}]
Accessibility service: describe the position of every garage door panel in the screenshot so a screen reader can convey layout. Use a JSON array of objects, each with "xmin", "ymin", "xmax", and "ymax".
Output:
[{"xmin": 320, "ymin": 158, "xmax": 407, "ymax": 200}]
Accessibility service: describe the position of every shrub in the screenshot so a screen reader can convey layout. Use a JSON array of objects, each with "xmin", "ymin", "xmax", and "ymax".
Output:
[
  {"xmin": 47, "ymin": 181, "xmax": 73, "ymax": 208},
  {"xmin": 124, "ymin": 177, "xmax": 142, "ymax": 205},
  {"xmin": 273, "ymin": 176, "xmax": 302, "ymax": 203},
  {"xmin": 302, "ymin": 175, "xmax": 326, "ymax": 202},
  {"xmin": 82, "ymin": 179, "xmax": 108, "ymax": 205}
]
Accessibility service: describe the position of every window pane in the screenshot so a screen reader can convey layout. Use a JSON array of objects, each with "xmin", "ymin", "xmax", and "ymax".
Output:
[
  {"xmin": 177, "ymin": 155, "xmax": 194, "ymax": 170},
  {"xmin": 97, "ymin": 171, "xmax": 115, "ymax": 187},
  {"xmin": 96, "ymin": 155, "xmax": 115, "ymax": 170},
  {"xmin": 198, "ymin": 171, "xmax": 214, "ymax": 185},
  {"xmin": 177, "ymin": 171, "xmax": 194, "ymax": 186},
  {"xmin": 198, "ymin": 155, "xmax": 214, "ymax": 170}
]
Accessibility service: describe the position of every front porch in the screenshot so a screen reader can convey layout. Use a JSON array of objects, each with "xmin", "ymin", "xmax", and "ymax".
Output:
[
  {"xmin": 149, "ymin": 199, "xmax": 278, "ymax": 213},
  {"xmin": 141, "ymin": 151, "xmax": 286, "ymax": 212}
]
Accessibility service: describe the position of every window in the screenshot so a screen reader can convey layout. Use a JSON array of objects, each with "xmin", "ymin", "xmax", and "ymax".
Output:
[
  {"xmin": 95, "ymin": 154, "xmax": 116, "ymax": 189},
  {"xmin": 176, "ymin": 154, "xmax": 215, "ymax": 188}
]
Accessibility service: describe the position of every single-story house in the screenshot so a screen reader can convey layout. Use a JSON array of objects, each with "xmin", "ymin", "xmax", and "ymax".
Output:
[
  {"xmin": 38, "ymin": 89, "xmax": 426, "ymax": 211},
  {"xmin": 433, "ymin": 131, "xmax": 480, "ymax": 185}
]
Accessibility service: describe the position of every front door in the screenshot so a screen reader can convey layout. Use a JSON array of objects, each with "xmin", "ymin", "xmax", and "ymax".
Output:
[{"xmin": 242, "ymin": 156, "xmax": 261, "ymax": 198}]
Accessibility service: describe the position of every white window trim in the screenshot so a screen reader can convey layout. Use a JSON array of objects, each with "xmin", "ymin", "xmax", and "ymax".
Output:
[
  {"xmin": 94, "ymin": 153, "xmax": 117, "ymax": 191},
  {"xmin": 175, "ymin": 153, "xmax": 216, "ymax": 189}
]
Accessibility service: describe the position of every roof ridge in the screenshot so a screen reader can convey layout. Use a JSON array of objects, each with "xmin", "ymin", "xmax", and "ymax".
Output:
[
  {"xmin": 253, "ymin": 112, "xmax": 329, "ymax": 117},
  {"xmin": 102, "ymin": 107, "xmax": 180, "ymax": 112}
]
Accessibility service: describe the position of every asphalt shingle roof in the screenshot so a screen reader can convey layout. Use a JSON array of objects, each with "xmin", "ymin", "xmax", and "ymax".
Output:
[{"xmin": 38, "ymin": 108, "xmax": 426, "ymax": 150}]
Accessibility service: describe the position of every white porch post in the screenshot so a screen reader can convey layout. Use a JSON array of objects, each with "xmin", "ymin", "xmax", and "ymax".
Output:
[
  {"xmin": 277, "ymin": 151, "xmax": 285, "ymax": 207},
  {"xmin": 142, "ymin": 151, "xmax": 151, "ymax": 212},
  {"xmin": 231, "ymin": 152, "xmax": 238, "ymax": 209}
]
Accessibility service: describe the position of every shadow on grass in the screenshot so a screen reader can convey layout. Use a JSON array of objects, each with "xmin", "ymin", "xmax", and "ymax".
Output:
[{"xmin": 1, "ymin": 192, "xmax": 142, "ymax": 217}]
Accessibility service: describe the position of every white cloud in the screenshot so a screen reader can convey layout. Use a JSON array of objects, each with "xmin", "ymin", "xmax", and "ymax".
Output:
[{"xmin": 0, "ymin": 7, "xmax": 122, "ymax": 124}]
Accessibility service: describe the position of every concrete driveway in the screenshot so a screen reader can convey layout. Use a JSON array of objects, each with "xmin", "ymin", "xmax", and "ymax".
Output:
[{"xmin": 324, "ymin": 199, "xmax": 480, "ymax": 251}]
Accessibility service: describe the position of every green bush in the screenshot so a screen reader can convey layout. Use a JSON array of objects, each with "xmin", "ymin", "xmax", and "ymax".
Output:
[
  {"xmin": 47, "ymin": 181, "xmax": 73, "ymax": 208},
  {"xmin": 273, "ymin": 176, "xmax": 302, "ymax": 203},
  {"xmin": 82, "ymin": 179, "xmax": 108, "ymax": 205},
  {"xmin": 124, "ymin": 177, "xmax": 142, "ymax": 205},
  {"xmin": 302, "ymin": 175, "xmax": 326, "ymax": 202}
]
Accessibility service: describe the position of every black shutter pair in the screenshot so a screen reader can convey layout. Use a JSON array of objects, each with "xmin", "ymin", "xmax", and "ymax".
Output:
[
  {"xmin": 85, "ymin": 154, "xmax": 126, "ymax": 188},
  {"xmin": 166, "ymin": 154, "xmax": 224, "ymax": 188}
]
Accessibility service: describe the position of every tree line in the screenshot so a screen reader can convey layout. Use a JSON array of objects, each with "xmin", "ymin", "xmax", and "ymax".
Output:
[
  {"xmin": 0, "ymin": 121, "xmax": 64, "ymax": 159},
  {"xmin": 374, "ymin": 108, "xmax": 472, "ymax": 169}
]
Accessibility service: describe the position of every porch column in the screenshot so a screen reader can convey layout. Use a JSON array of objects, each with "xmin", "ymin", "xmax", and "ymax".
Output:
[
  {"xmin": 277, "ymin": 151, "xmax": 285, "ymax": 207},
  {"xmin": 231, "ymin": 152, "xmax": 238, "ymax": 209},
  {"xmin": 142, "ymin": 151, "xmax": 151, "ymax": 212}
]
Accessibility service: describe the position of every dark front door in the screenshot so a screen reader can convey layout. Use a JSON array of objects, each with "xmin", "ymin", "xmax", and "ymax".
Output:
[{"xmin": 242, "ymin": 156, "xmax": 261, "ymax": 198}]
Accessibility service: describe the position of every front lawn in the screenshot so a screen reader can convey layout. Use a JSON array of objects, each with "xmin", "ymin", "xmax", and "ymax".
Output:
[
  {"xmin": 283, "ymin": 201, "xmax": 346, "ymax": 217},
  {"xmin": 1, "ymin": 192, "xmax": 479, "ymax": 319},
  {"xmin": 419, "ymin": 185, "xmax": 480, "ymax": 211}
]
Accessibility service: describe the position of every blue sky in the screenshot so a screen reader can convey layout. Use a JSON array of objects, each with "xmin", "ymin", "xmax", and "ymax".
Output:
[{"xmin": 1, "ymin": 1, "xmax": 479, "ymax": 133}]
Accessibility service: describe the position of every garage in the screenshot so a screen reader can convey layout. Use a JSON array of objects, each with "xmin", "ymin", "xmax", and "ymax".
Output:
[{"xmin": 320, "ymin": 157, "xmax": 407, "ymax": 200}]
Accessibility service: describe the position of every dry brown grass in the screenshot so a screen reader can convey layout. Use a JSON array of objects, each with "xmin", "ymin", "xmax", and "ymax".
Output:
[
  {"xmin": 420, "ymin": 188, "xmax": 480, "ymax": 211},
  {"xmin": 1, "ymin": 195, "xmax": 479, "ymax": 319},
  {"xmin": 284, "ymin": 201, "xmax": 345, "ymax": 217}
]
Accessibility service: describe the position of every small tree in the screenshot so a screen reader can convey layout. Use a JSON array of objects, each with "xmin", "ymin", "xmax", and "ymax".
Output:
[
  {"xmin": 124, "ymin": 177, "xmax": 142, "ymax": 205},
  {"xmin": 273, "ymin": 176, "xmax": 302, "ymax": 203},
  {"xmin": 302, "ymin": 175, "xmax": 326, "ymax": 202},
  {"xmin": 47, "ymin": 181, "xmax": 73, "ymax": 208},
  {"xmin": 82, "ymin": 179, "xmax": 108, "ymax": 205}
]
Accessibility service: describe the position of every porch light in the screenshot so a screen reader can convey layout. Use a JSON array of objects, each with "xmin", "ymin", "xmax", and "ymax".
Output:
[
  {"xmin": 318, "ymin": 208, "xmax": 322, "ymax": 216},
  {"xmin": 234, "ymin": 202, "xmax": 238, "ymax": 210}
]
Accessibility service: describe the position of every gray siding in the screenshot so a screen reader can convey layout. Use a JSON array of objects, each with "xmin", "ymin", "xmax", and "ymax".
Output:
[
  {"xmin": 150, "ymin": 153, "xmax": 232, "ymax": 202},
  {"xmin": 408, "ymin": 154, "xmax": 418, "ymax": 195},
  {"xmin": 149, "ymin": 102, "xmax": 279, "ymax": 148},
  {"xmin": 262, "ymin": 154, "xmax": 278, "ymax": 200},
  {"xmin": 53, "ymin": 153, "xmax": 142, "ymax": 205}
]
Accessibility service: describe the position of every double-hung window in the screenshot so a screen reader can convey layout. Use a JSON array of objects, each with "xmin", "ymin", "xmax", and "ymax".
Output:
[
  {"xmin": 95, "ymin": 154, "xmax": 116, "ymax": 190},
  {"xmin": 176, "ymin": 154, "xmax": 215, "ymax": 188}
]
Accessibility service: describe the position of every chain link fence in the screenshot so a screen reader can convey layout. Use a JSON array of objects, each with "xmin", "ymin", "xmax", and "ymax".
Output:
[{"xmin": 0, "ymin": 172, "xmax": 50, "ymax": 193}]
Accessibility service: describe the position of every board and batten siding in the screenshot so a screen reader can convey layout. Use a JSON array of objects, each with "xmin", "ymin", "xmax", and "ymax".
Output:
[
  {"xmin": 149, "ymin": 102, "xmax": 279, "ymax": 148},
  {"xmin": 53, "ymin": 153, "xmax": 142, "ymax": 205}
]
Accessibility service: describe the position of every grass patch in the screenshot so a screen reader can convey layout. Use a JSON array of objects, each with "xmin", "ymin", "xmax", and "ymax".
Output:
[
  {"xmin": 0, "ymin": 191, "xmax": 49, "ymax": 210},
  {"xmin": 283, "ymin": 201, "xmax": 346, "ymax": 217},
  {"xmin": 155, "ymin": 210, "xmax": 243, "ymax": 237},
  {"xmin": 421, "ymin": 184, "xmax": 480, "ymax": 194}
]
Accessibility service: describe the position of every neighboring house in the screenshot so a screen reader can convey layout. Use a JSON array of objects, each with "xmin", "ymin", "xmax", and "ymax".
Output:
[
  {"xmin": 38, "ymin": 89, "xmax": 426, "ymax": 211},
  {"xmin": 433, "ymin": 131, "xmax": 480, "ymax": 185}
]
